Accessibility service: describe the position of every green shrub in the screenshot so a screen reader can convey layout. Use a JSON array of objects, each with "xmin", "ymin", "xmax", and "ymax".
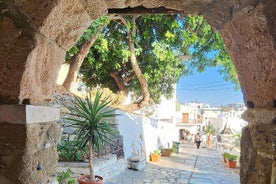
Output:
[
  {"xmin": 57, "ymin": 136, "xmax": 88, "ymax": 162},
  {"xmin": 224, "ymin": 153, "xmax": 238, "ymax": 161},
  {"xmin": 57, "ymin": 168, "xmax": 76, "ymax": 184},
  {"xmin": 153, "ymin": 149, "xmax": 161, "ymax": 155},
  {"xmin": 222, "ymin": 152, "xmax": 230, "ymax": 158}
]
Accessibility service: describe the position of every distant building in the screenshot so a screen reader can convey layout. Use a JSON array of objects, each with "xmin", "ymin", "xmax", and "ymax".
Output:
[
  {"xmin": 202, "ymin": 103, "xmax": 247, "ymax": 134},
  {"xmin": 174, "ymin": 102, "xmax": 204, "ymax": 135}
]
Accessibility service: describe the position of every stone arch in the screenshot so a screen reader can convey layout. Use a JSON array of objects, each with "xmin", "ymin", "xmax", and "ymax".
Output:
[{"xmin": 0, "ymin": 0, "xmax": 275, "ymax": 183}]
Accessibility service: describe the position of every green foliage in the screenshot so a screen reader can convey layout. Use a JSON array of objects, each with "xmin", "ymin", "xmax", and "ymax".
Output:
[
  {"xmin": 152, "ymin": 149, "xmax": 161, "ymax": 155},
  {"xmin": 65, "ymin": 90, "xmax": 119, "ymax": 181},
  {"xmin": 65, "ymin": 15, "xmax": 110, "ymax": 62},
  {"xmin": 181, "ymin": 15, "xmax": 238, "ymax": 87},
  {"xmin": 204, "ymin": 122, "xmax": 217, "ymax": 134},
  {"xmin": 65, "ymin": 90, "xmax": 118, "ymax": 151},
  {"xmin": 222, "ymin": 152, "xmax": 230, "ymax": 158},
  {"xmin": 66, "ymin": 14, "xmax": 238, "ymax": 106},
  {"xmin": 57, "ymin": 136, "xmax": 88, "ymax": 162},
  {"xmin": 79, "ymin": 14, "xmax": 238, "ymax": 104},
  {"xmin": 57, "ymin": 168, "xmax": 76, "ymax": 184},
  {"xmin": 223, "ymin": 152, "xmax": 238, "ymax": 161},
  {"xmin": 225, "ymin": 153, "xmax": 238, "ymax": 161}
]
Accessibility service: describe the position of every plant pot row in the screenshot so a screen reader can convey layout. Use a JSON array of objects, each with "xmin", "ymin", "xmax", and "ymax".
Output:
[{"xmin": 150, "ymin": 148, "xmax": 175, "ymax": 162}]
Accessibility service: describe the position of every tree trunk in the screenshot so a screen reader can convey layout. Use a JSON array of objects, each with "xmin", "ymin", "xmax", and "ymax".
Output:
[
  {"xmin": 123, "ymin": 16, "xmax": 151, "ymax": 111},
  {"xmin": 110, "ymin": 71, "xmax": 128, "ymax": 95},
  {"xmin": 62, "ymin": 21, "xmax": 109, "ymax": 91},
  {"xmin": 111, "ymin": 15, "xmax": 152, "ymax": 112},
  {"xmin": 88, "ymin": 139, "xmax": 95, "ymax": 181}
]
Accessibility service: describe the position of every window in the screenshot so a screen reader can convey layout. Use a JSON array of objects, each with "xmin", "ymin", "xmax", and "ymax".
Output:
[{"xmin": 182, "ymin": 113, "xmax": 189, "ymax": 123}]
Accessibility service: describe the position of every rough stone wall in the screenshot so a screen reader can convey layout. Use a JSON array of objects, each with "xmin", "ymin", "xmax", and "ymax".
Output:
[
  {"xmin": 0, "ymin": 104, "xmax": 61, "ymax": 184},
  {"xmin": 219, "ymin": 1, "xmax": 276, "ymax": 108},
  {"xmin": 0, "ymin": 123, "xmax": 26, "ymax": 184},
  {"xmin": 0, "ymin": 15, "xmax": 34, "ymax": 104},
  {"xmin": 240, "ymin": 109, "xmax": 276, "ymax": 184},
  {"xmin": 105, "ymin": 0, "xmax": 209, "ymax": 14},
  {"xmin": 0, "ymin": 121, "xmax": 61, "ymax": 184},
  {"xmin": 0, "ymin": 0, "xmax": 96, "ymax": 104},
  {"xmin": 12, "ymin": 0, "xmax": 93, "ymax": 50},
  {"xmin": 21, "ymin": 122, "xmax": 61, "ymax": 184}
]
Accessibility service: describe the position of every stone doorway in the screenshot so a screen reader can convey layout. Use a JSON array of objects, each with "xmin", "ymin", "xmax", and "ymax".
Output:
[{"xmin": 0, "ymin": 1, "xmax": 275, "ymax": 183}]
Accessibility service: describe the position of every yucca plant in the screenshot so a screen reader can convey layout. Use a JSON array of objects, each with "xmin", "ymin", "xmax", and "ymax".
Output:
[{"xmin": 66, "ymin": 91, "xmax": 119, "ymax": 183}]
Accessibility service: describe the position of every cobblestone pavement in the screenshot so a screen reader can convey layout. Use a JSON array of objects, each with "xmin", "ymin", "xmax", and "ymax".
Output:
[{"xmin": 105, "ymin": 143, "xmax": 240, "ymax": 184}]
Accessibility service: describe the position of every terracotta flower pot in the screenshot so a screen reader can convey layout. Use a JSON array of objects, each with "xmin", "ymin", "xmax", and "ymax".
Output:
[
  {"xmin": 78, "ymin": 175, "xmax": 103, "ymax": 184},
  {"xmin": 223, "ymin": 156, "xmax": 227, "ymax": 163},
  {"xmin": 227, "ymin": 160, "xmax": 237, "ymax": 168},
  {"xmin": 150, "ymin": 154, "xmax": 160, "ymax": 162}
]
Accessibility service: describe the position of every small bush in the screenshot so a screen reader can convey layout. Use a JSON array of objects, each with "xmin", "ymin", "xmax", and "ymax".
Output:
[
  {"xmin": 57, "ymin": 168, "xmax": 75, "ymax": 184},
  {"xmin": 152, "ymin": 149, "xmax": 161, "ymax": 155},
  {"xmin": 222, "ymin": 152, "xmax": 230, "ymax": 158},
  {"xmin": 58, "ymin": 137, "xmax": 88, "ymax": 162},
  {"xmin": 224, "ymin": 152, "xmax": 238, "ymax": 161}
]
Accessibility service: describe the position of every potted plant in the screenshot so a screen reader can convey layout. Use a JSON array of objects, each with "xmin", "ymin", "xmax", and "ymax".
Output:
[
  {"xmin": 150, "ymin": 149, "xmax": 161, "ymax": 162},
  {"xmin": 66, "ymin": 91, "xmax": 119, "ymax": 184},
  {"xmin": 161, "ymin": 148, "xmax": 173, "ymax": 157},
  {"xmin": 226, "ymin": 154, "xmax": 238, "ymax": 168},
  {"xmin": 222, "ymin": 152, "xmax": 230, "ymax": 163}
]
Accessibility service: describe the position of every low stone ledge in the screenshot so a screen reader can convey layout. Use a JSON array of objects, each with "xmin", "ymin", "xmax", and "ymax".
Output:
[
  {"xmin": 0, "ymin": 105, "xmax": 60, "ymax": 124},
  {"xmin": 57, "ymin": 154, "xmax": 126, "ymax": 180}
]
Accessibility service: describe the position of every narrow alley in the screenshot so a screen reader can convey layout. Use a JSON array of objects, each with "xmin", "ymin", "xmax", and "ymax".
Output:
[{"xmin": 105, "ymin": 142, "xmax": 240, "ymax": 184}]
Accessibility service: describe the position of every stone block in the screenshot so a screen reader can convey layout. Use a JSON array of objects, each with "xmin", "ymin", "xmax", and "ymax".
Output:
[
  {"xmin": 130, "ymin": 160, "xmax": 146, "ymax": 171},
  {"xmin": 0, "ymin": 105, "xmax": 60, "ymax": 124},
  {"xmin": 127, "ymin": 155, "xmax": 146, "ymax": 171}
]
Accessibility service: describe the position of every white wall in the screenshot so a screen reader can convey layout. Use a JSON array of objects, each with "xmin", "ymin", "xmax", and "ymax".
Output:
[
  {"xmin": 154, "ymin": 96, "xmax": 176, "ymax": 120},
  {"xmin": 211, "ymin": 117, "xmax": 224, "ymax": 132},
  {"xmin": 227, "ymin": 117, "xmax": 248, "ymax": 133},
  {"xmin": 116, "ymin": 110, "xmax": 179, "ymax": 161}
]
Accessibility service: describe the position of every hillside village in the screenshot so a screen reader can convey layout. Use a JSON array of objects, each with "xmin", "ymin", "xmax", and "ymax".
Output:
[{"xmin": 150, "ymin": 91, "xmax": 247, "ymax": 136}]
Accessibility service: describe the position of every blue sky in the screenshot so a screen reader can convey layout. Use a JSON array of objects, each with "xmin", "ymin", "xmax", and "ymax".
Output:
[{"xmin": 176, "ymin": 67, "xmax": 244, "ymax": 106}]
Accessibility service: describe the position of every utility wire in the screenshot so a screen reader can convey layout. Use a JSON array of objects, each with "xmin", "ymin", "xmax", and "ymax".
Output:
[
  {"xmin": 178, "ymin": 83, "xmax": 233, "ymax": 89},
  {"xmin": 177, "ymin": 80, "xmax": 229, "ymax": 87},
  {"xmin": 178, "ymin": 87, "xmax": 235, "ymax": 91}
]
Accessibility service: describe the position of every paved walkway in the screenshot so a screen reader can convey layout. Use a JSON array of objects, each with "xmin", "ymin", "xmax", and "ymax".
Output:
[{"xmin": 105, "ymin": 143, "xmax": 240, "ymax": 184}]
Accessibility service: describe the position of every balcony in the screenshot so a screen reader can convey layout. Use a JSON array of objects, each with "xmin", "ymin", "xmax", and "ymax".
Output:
[{"xmin": 175, "ymin": 118, "xmax": 202, "ymax": 126}]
